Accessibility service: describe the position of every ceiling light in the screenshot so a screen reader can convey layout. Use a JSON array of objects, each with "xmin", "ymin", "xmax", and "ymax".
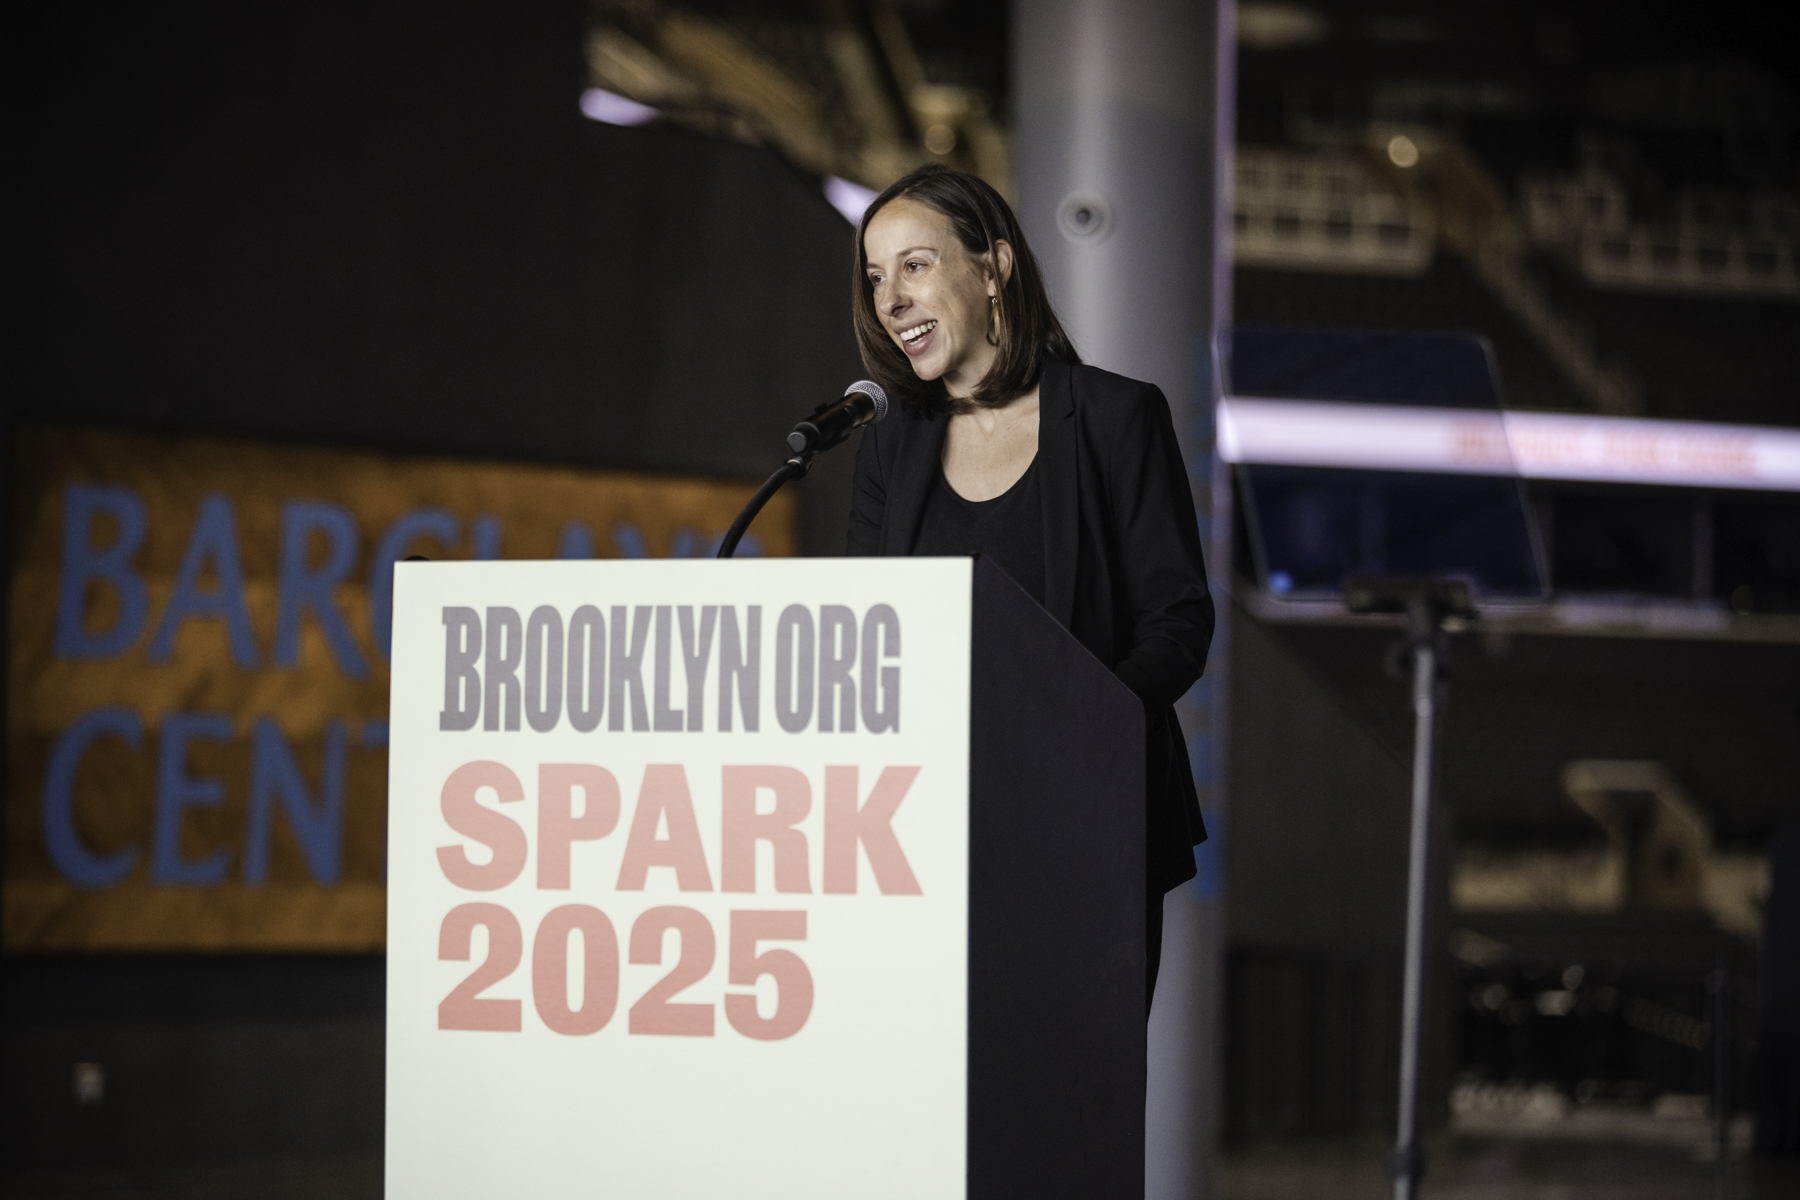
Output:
[
  {"xmin": 824, "ymin": 176, "xmax": 877, "ymax": 225},
  {"xmin": 579, "ymin": 88, "xmax": 657, "ymax": 127}
]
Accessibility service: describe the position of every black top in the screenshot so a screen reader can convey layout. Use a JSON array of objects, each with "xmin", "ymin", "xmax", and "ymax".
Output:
[
  {"xmin": 913, "ymin": 458, "xmax": 1047, "ymax": 606},
  {"xmin": 848, "ymin": 357, "xmax": 1215, "ymax": 894}
]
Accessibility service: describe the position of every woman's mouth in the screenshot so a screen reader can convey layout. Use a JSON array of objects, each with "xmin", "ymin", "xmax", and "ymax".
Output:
[{"xmin": 898, "ymin": 320, "xmax": 938, "ymax": 356}]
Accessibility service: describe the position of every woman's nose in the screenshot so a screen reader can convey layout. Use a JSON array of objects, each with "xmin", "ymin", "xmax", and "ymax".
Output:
[{"xmin": 879, "ymin": 281, "xmax": 908, "ymax": 318}]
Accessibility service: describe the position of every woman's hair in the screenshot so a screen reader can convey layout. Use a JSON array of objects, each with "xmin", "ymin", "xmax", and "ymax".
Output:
[{"xmin": 852, "ymin": 163, "xmax": 1079, "ymax": 413}]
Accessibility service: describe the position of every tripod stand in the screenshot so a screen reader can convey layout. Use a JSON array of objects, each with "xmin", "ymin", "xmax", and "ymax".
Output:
[{"xmin": 1345, "ymin": 576, "xmax": 1474, "ymax": 1200}]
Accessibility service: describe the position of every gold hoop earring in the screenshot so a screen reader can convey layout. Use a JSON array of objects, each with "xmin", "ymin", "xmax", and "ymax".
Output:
[{"xmin": 987, "ymin": 296, "xmax": 1001, "ymax": 346}]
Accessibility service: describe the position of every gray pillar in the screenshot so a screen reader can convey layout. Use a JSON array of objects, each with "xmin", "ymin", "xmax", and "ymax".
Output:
[{"xmin": 1014, "ymin": 2, "xmax": 1236, "ymax": 1197}]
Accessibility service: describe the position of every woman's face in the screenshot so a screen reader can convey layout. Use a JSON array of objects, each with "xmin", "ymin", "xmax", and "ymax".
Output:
[{"xmin": 863, "ymin": 198, "xmax": 1009, "ymax": 398}]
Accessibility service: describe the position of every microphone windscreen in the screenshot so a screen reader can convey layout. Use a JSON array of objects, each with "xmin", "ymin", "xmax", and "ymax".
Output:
[{"xmin": 845, "ymin": 379, "xmax": 889, "ymax": 423}]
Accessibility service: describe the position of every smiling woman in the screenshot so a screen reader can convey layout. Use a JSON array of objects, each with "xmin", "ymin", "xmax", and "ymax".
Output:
[{"xmin": 845, "ymin": 164, "xmax": 1217, "ymax": 1013}]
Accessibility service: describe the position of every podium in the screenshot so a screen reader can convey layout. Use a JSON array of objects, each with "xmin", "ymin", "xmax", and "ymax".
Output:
[{"xmin": 385, "ymin": 555, "xmax": 1146, "ymax": 1199}]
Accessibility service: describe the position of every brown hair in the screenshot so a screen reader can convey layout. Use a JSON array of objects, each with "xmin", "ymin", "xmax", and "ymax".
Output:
[{"xmin": 852, "ymin": 163, "xmax": 1079, "ymax": 414}]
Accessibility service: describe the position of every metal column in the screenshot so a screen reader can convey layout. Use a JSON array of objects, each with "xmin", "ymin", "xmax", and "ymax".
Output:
[{"xmin": 1014, "ymin": 3, "xmax": 1236, "ymax": 1196}]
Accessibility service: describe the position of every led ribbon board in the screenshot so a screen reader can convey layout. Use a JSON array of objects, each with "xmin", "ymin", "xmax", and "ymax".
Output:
[{"xmin": 1220, "ymin": 398, "xmax": 1800, "ymax": 492}]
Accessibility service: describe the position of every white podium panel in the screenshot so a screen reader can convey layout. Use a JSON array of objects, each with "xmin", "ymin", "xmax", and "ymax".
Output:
[{"xmin": 385, "ymin": 558, "xmax": 972, "ymax": 1199}]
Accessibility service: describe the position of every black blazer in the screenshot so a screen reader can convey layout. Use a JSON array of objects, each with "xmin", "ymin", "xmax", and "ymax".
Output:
[{"xmin": 846, "ymin": 356, "xmax": 1215, "ymax": 893}]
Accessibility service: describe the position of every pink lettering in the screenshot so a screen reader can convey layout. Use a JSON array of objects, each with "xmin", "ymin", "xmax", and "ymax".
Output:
[
  {"xmin": 725, "ymin": 910, "xmax": 812, "ymax": 1041},
  {"xmin": 537, "ymin": 764, "xmax": 621, "ymax": 889},
  {"xmin": 616, "ymin": 765, "xmax": 714, "ymax": 891},
  {"xmin": 823, "ymin": 765, "xmax": 922, "ymax": 895},
  {"xmin": 532, "ymin": 904, "xmax": 620, "ymax": 1036},
  {"xmin": 721, "ymin": 765, "xmax": 812, "ymax": 894},
  {"xmin": 438, "ymin": 902, "xmax": 523, "ymax": 1031},
  {"xmin": 628, "ymin": 906, "xmax": 716, "ymax": 1036},
  {"xmin": 436, "ymin": 761, "xmax": 528, "ymax": 891}
]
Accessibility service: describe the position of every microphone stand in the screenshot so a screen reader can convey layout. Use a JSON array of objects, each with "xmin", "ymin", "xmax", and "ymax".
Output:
[
  {"xmin": 716, "ymin": 450, "xmax": 815, "ymax": 559},
  {"xmin": 1344, "ymin": 575, "xmax": 1473, "ymax": 1200}
]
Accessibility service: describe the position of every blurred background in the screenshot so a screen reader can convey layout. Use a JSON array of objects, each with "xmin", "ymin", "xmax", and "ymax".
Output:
[{"xmin": 7, "ymin": 1, "xmax": 1798, "ymax": 1197}]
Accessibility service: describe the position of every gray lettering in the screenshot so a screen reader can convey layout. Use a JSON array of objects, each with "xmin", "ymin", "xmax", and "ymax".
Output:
[
  {"xmin": 567, "ymin": 605, "xmax": 605, "ymax": 732},
  {"xmin": 524, "ymin": 605, "xmax": 564, "ymax": 732},
  {"xmin": 718, "ymin": 606, "xmax": 760, "ymax": 732},
  {"xmin": 775, "ymin": 605, "xmax": 815, "ymax": 734},
  {"xmin": 483, "ymin": 607, "xmax": 522, "ymax": 731},
  {"xmin": 679, "ymin": 606, "xmax": 718, "ymax": 732},
  {"xmin": 652, "ymin": 606, "xmax": 684, "ymax": 732},
  {"xmin": 818, "ymin": 605, "xmax": 857, "ymax": 733},
  {"xmin": 609, "ymin": 605, "xmax": 652, "ymax": 731},
  {"xmin": 439, "ymin": 607, "xmax": 481, "ymax": 731},
  {"xmin": 860, "ymin": 604, "xmax": 900, "ymax": 733}
]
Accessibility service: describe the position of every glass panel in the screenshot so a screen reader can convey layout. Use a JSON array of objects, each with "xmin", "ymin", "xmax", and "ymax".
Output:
[{"xmin": 1243, "ymin": 466, "xmax": 1545, "ymax": 599}]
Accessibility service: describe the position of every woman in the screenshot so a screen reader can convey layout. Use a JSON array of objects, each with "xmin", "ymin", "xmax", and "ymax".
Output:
[{"xmin": 845, "ymin": 163, "xmax": 1214, "ymax": 1007}]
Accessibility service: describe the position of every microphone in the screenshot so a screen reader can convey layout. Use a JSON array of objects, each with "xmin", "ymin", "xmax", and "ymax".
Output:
[
  {"xmin": 720, "ymin": 381, "xmax": 888, "ymax": 559},
  {"xmin": 787, "ymin": 380, "xmax": 889, "ymax": 454}
]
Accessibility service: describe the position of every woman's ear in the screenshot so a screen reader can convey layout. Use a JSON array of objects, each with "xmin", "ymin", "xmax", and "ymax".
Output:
[{"xmin": 992, "ymin": 239, "xmax": 1016, "ymax": 291}]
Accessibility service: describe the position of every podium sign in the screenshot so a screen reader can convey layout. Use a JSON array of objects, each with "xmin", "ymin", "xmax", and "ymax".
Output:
[{"xmin": 386, "ymin": 558, "xmax": 973, "ymax": 1198}]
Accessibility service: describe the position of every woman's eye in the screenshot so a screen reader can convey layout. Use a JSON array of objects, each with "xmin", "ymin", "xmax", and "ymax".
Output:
[{"xmin": 905, "ymin": 261, "xmax": 924, "ymax": 272}]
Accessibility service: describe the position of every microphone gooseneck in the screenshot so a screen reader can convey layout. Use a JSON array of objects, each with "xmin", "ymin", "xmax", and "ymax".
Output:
[{"xmin": 717, "ymin": 381, "xmax": 890, "ymax": 559}]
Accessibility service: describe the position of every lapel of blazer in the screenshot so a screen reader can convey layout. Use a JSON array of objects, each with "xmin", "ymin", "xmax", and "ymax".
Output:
[
  {"xmin": 1039, "ymin": 358, "xmax": 1079, "ymax": 628},
  {"xmin": 881, "ymin": 407, "xmax": 948, "ymax": 555}
]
